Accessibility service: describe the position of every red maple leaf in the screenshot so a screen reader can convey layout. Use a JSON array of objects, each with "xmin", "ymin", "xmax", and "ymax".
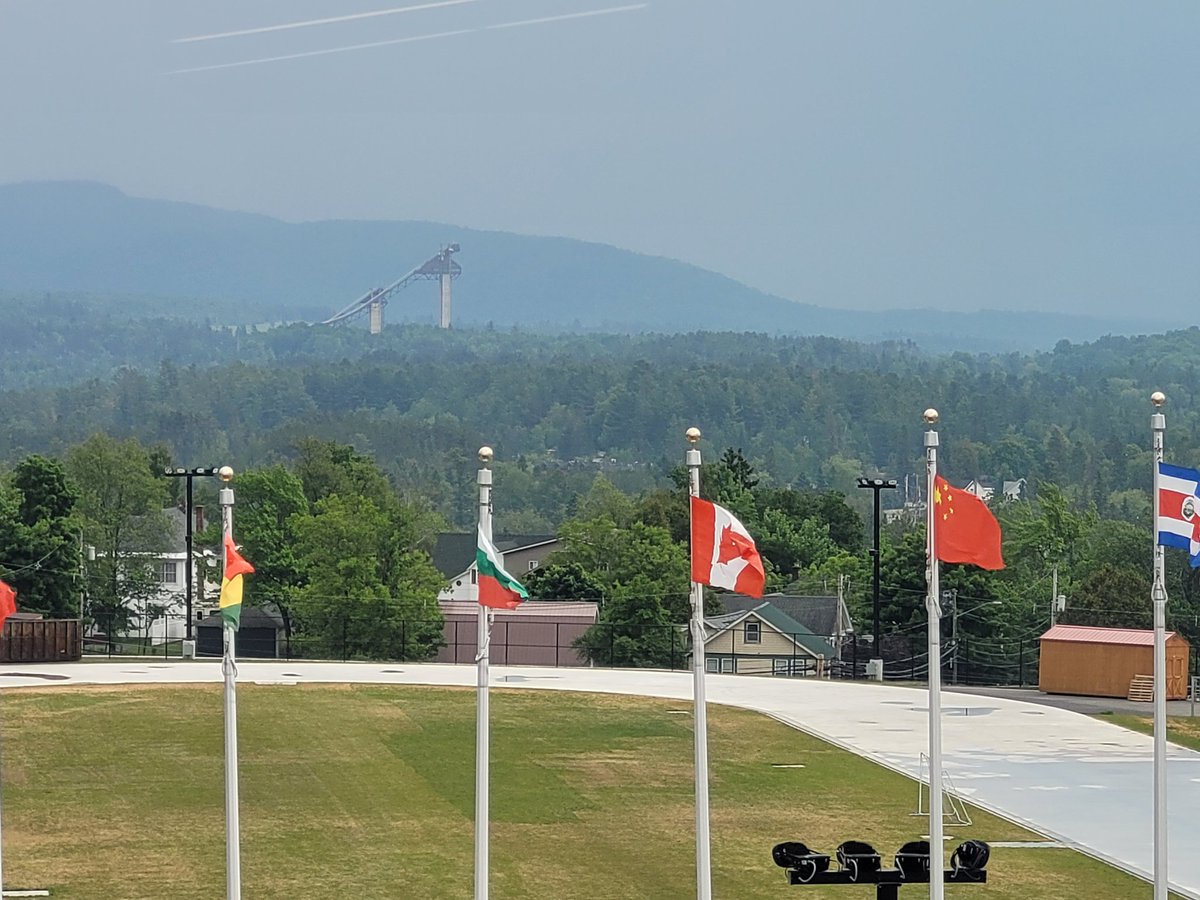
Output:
[{"xmin": 717, "ymin": 526, "xmax": 755, "ymax": 565}]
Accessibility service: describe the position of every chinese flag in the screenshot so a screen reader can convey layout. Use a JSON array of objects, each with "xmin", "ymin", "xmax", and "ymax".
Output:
[
  {"xmin": 933, "ymin": 476, "xmax": 1005, "ymax": 570},
  {"xmin": 0, "ymin": 579, "xmax": 16, "ymax": 630}
]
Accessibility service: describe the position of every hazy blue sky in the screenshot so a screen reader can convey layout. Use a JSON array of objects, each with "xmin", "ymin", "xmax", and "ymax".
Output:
[{"xmin": 2, "ymin": 1, "xmax": 1196, "ymax": 320}]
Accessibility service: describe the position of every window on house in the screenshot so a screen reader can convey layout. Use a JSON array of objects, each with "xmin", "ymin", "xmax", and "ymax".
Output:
[
  {"xmin": 706, "ymin": 658, "xmax": 719, "ymax": 673},
  {"xmin": 721, "ymin": 658, "xmax": 735, "ymax": 673},
  {"xmin": 528, "ymin": 559, "xmax": 540, "ymax": 572},
  {"xmin": 158, "ymin": 561, "xmax": 178, "ymax": 585},
  {"xmin": 773, "ymin": 658, "xmax": 789, "ymax": 676},
  {"xmin": 744, "ymin": 620, "xmax": 761, "ymax": 644}
]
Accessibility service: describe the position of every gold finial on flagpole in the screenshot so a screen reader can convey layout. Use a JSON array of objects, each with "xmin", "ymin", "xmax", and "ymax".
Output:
[
  {"xmin": 923, "ymin": 408, "xmax": 939, "ymax": 424},
  {"xmin": 218, "ymin": 466, "xmax": 235, "ymax": 482},
  {"xmin": 478, "ymin": 446, "xmax": 494, "ymax": 464},
  {"xmin": 685, "ymin": 427, "xmax": 702, "ymax": 444},
  {"xmin": 1151, "ymin": 391, "xmax": 1166, "ymax": 407}
]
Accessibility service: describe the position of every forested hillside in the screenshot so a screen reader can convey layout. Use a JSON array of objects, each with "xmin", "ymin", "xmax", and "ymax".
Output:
[
  {"xmin": 4, "ymin": 315, "xmax": 1200, "ymax": 677},
  {"xmin": 0, "ymin": 182, "xmax": 1177, "ymax": 351},
  {"xmin": 3, "ymin": 315, "xmax": 1199, "ymax": 532}
]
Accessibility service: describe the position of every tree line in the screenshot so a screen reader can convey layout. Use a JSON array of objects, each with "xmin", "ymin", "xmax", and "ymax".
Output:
[
  {"xmin": 2, "ymin": 433, "xmax": 1196, "ymax": 670},
  {"xmin": 3, "ymin": 321, "xmax": 1200, "ymax": 535},
  {"xmin": 0, "ymin": 435, "xmax": 445, "ymax": 659}
]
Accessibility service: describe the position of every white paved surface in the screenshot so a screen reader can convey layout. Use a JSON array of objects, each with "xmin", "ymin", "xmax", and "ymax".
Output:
[{"xmin": 2, "ymin": 660, "xmax": 1195, "ymax": 897}]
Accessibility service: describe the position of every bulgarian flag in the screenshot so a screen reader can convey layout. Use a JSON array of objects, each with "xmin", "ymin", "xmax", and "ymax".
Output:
[
  {"xmin": 476, "ymin": 525, "xmax": 529, "ymax": 610},
  {"xmin": 220, "ymin": 534, "xmax": 255, "ymax": 631}
]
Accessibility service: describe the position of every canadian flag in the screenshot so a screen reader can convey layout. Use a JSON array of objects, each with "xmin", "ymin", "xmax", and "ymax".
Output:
[{"xmin": 690, "ymin": 497, "xmax": 765, "ymax": 597}]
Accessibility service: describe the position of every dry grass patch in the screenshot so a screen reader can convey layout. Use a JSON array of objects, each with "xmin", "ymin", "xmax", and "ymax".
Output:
[{"xmin": 1096, "ymin": 712, "xmax": 1200, "ymax": 753}]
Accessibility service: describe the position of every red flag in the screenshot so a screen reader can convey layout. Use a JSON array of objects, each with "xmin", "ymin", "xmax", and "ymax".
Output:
[
  {"xmin": 0, "ymin": 579, "xmax": 17, "ymax": 630},
  {"xmin": 933, "ymin": 476, "xmax": 1005, "ymax": 570},
  {"xmin": 690, "ymin": 497, "xmax": 766, "ymax": 597}
]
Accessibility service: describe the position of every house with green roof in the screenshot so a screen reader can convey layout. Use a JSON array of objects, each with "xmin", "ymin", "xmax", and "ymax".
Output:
[{"xmin": 692, "ymin": 601, "xmax": 837, "ymax": 677}]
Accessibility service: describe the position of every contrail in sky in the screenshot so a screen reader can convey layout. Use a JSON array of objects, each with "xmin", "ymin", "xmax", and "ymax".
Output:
[
  {"xmin": 169, "ymin": 4, "xmax": 648, "ymax": 75},
  {"xmin": 174, "ymin": 0, "xmax": 486, "ymax": 44}
]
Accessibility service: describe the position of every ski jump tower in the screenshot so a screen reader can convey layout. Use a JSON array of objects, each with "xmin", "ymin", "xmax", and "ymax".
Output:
[{"xmin": 321, "ymin": 244, "xmax": 461, "ymax": 334}]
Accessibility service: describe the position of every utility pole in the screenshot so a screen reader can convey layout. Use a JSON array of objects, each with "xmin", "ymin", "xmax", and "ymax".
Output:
[
  {"xmin": 1051, "ymin": 564, "xmax": 1058, "ymax": 627},
  {"xmin": 163, "ymin": 467, "xmax": 220, "ymax": 647},
  {"xmin": 946, "ymin": 589, "xmax": 959, "ymax": 686},
  {"xmin": 857, "ymin": 477, "xmax": 898, "ymax": 656}
]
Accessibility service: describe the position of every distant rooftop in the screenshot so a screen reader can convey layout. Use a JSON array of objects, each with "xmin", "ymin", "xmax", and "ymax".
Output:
[{"xmin": 431, "ymin": 533, "xmax": 557, "ymax": 578}]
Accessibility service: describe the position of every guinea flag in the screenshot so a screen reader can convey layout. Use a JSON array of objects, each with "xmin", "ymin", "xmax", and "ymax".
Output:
[
  {"xmin": 476, "ymin": 525, "xmax": 529, "ymax": 610},
  {"xmin": 933, "ymin": 475, "xmax": 1005, "ymax": 570},
  {"xmin": 220, "ymin": 534, "xmax": 255, "ymax": 631}
]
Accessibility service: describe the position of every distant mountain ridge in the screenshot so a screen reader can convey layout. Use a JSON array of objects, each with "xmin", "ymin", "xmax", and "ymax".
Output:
[{"xmin": 0, "ymin": 181, "xmax": 1178, "ymax": 351}]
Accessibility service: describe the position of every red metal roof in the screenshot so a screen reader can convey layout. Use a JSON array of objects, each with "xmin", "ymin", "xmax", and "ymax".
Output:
[{"xmin": 1040, "ymin": 624, "xmax": 1177, "ymax": 646}]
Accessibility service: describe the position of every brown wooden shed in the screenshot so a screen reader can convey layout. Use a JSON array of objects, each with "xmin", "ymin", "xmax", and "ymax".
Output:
[{"xmin": 1039, "ymin": 624, "xmax": 1190, "ymax": 700}]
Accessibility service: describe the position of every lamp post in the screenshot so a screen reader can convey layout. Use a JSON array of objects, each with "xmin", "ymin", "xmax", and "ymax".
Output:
[
  {"xmin": 163, "ymin": 466, "xmax": 220, "ymax": 643},
  {"xmin": 857, "ymin": 477, "xmax": 898, "ymax": 656}
]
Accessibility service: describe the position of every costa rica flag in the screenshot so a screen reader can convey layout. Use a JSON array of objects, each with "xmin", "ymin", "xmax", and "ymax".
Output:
[{"xmin": 1158, "ymin": 462, "xmax": 1200, "ymax": 567}]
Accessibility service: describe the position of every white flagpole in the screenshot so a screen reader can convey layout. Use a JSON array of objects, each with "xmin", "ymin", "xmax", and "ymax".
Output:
[
  {"xmin": 218, "ymin": 466, "xmax": 242, "ymax": 900},
  {"xmin": 923, "ymin": 409, "xmax": 944, "ymax": 900},
  {"xmin": 475, "ymin": 445, "xmax": 494, "ymax": 900},
  {"xmin": 1150, "ymin": 391, "xmax": 1168, "ymax": 900},
  {"xmin": 685, "ymin": 426, "xmax": 713, "ymax": 900}
]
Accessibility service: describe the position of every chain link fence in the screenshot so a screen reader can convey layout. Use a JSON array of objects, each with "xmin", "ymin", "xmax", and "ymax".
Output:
[{"xmin": 81, "ymin": 610, "xmax": 1057, "ymax": 686}]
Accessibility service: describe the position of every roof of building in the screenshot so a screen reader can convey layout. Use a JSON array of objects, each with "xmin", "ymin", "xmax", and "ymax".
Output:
[
  {"xmin": 719, "ymin": 592, "xmax": 848, "ymax": 637},
  {"xmin": 197, "ymin": 606, "xmax": 285, "ymax": 630},
  {"xmin": 431, "ymin": 533, "xmax": 558, "ymax": 578},
  {"xmin": 1040, "ymin": 624, "xmax": 1183, "ymax": 646},
  {"xmin": 703, "ymin": 602, "xmax": 836, "ymax": 659},
  {"xmin": 699, "ymin": 611, "xmax": 744, "ymax": 637},
  {"xmin": 439, "ymin": 600, "xmax": 599, "ymax": 620},
  {"xmin": 120, "ymin": 506, "xmax": 217, "ymax": 555}
]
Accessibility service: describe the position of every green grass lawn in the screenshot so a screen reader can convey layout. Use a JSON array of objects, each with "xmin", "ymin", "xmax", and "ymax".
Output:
[
  {"xmin": 1096, "ymin": 712, "xmax": 1200, "ymax": 752},
  {"xmin": 0, "ymin": 684, "xmax": 1160, "ymax": 899}
]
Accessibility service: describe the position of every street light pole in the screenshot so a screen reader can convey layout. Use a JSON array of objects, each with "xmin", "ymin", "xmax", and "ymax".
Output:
[
  {"xmin": 163, "ymin": 467, "xmax": 220, "ymax": 643},
  {"xmin": 857, "ymin": 477, "xmax": 898, "ymax": 655}
]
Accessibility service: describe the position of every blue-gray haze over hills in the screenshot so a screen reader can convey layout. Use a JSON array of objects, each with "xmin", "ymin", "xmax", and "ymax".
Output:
[
  {"xmin": 4, "ymin": 2, "xmax": 1198, "ymax": 331},
  {"xmin": 0, "ymin": 181, "xmax": 1179, "ymax": 353}
]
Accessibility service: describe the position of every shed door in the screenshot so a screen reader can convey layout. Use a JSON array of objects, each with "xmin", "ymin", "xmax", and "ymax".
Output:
[{"xmin": 1169, "ymin": 654, "xmax": 1186, "ymax": 696}]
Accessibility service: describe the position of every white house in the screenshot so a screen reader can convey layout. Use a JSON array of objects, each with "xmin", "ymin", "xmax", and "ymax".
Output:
[
  {"xmin": 963, "ymin": 479, "xmax": 995, "ymax": 503},
  {"xmin": 432, "ymin": 533, "xmax": 559, "ymax": 602},
  {"xmin": 964, "ymin": 477, "xmax": 1026, "ymax": 504},
  {"xmin": 128, "ymin": 506, "xmax": 218, "ymax": 644},
  {"xmin": 1002, "ymin": 478, "xmax": 1027, "ymax": 501},
  {"xmin": 692, "ymin": 602, "xmax": 837, "ymax": 677}
]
